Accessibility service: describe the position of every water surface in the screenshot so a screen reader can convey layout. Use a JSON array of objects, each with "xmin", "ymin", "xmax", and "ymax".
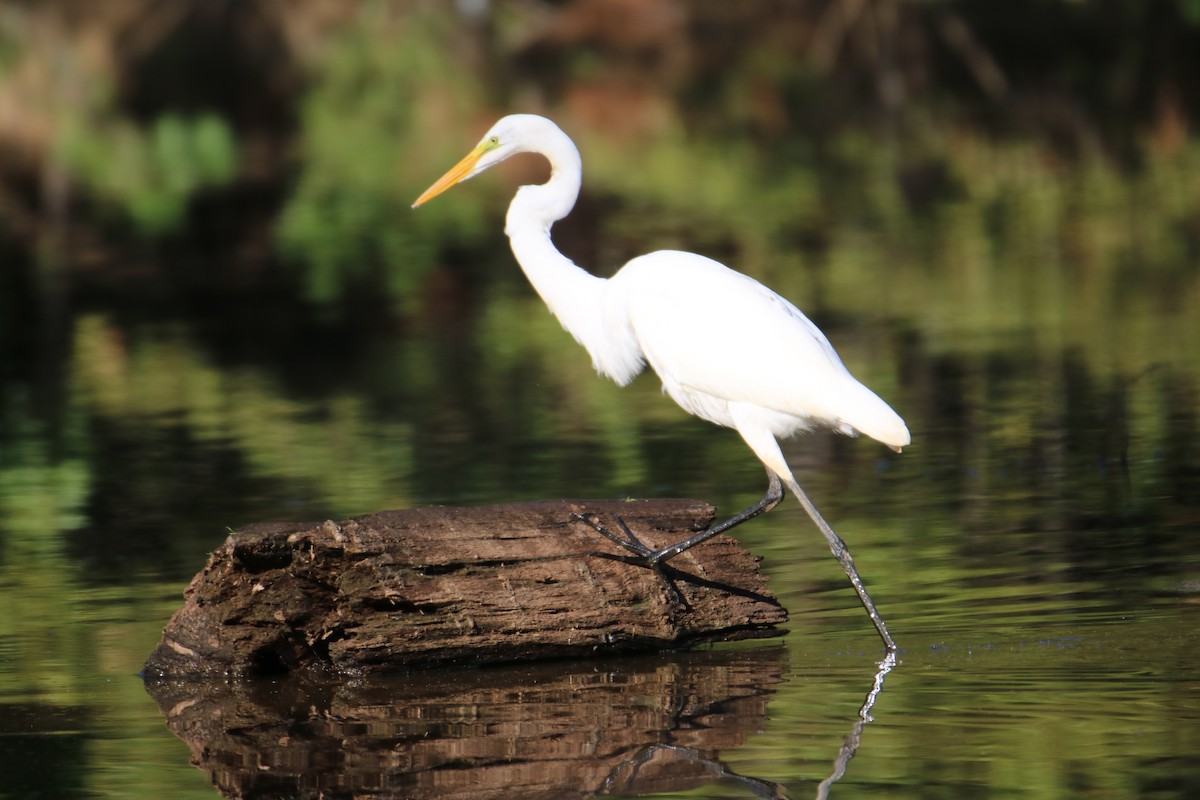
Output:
[{"xmin": 1, "ymin": 4, "xmax": 1199, "ymax": 798}]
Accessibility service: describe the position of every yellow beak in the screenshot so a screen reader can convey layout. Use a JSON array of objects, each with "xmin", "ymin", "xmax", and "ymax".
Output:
[{"xmin": 412, "ymin": 144, "xmax": 487, "ymax": 208}]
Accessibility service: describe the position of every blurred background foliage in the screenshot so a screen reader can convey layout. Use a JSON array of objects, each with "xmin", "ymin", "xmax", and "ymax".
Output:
[
  {"xmin": 0, "ymin": 0, "xmax": 1195, "ymax": 348},
  {"xmin": 0, "ymin": 2, "xmax": 1197, "ymax": 796},
  {"xmin": 0, "ymin": 0, "xmax": 1194, "ymax": 556}
]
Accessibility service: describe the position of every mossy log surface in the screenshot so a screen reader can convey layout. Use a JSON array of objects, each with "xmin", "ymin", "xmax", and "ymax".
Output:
[{"xmin": 142, "ymin": 499, "xmax": 787, "ymax": 677}]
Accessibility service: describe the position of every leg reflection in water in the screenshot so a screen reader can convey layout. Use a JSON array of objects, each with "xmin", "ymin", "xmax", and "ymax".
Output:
[
  {"xmin": 815, "ymin": 650, "xmax": 897, "ymax": 799},
  {"xmin": 599, "ymin": 651, "xmax": 898, "ymax": 800}
]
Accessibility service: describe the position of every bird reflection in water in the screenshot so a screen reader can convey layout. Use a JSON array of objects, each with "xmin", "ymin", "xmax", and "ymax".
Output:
[{"xmin": 598, "ymin": 651, "xmax": 896, "ymax": 800}]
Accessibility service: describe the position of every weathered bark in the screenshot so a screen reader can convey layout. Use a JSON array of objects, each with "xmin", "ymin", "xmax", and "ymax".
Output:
[
  {"xmin": 142, "ymin": 499, "xmax": 787, "ymax": 677},
  {"xmin": 142, "ymin": 648, "xmax": 790, "ymax": 800}
]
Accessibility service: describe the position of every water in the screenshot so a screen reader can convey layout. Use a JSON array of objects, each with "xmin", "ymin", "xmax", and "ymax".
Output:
[
  {"xmin": 2, "ymin": 284, "xmax": 1195, "ymax": 799},
  {"xmin": 3, "ymin": 4, "xmax": 1200, "ymax": 798}
]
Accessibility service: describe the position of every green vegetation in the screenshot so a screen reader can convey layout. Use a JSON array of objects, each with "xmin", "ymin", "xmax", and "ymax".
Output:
[
  {"xmin": 276, "ymin": 7, "xmax": 489, "ymax": 308},
  {"xmin": 57, "ymin": 112, "xmax": 236, "ymax": 234},
  {"xmin": 0, "ymin": 2, "xmax": 1197, "ymax": 798}
]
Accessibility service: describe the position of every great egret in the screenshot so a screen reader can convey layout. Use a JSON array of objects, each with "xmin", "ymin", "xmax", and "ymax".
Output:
[{"xmin": 413, "ymin": 114, "xmax": 909, "ymax": 652}]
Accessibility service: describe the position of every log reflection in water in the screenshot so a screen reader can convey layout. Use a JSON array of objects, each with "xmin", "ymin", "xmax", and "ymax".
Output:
[{"xmin": 145, "ymin": 647, "xmax": 790, "ymax": 799}]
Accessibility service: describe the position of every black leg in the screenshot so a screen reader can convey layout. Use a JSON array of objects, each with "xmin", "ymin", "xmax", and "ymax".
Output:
[
  {"xmin": 648, "ymin": 470, "xmax": 784, "ymax": 563},
  {"xmin": 575, "ymin": 470, "xmax": 784, "ymax": 564},
  {"xmin": 575, "ymin": 469, "xmax": 899, "ymax": 653},
  {"xmin": 786, "ymin": 479, "xmax": 897, "ymax": 652}
]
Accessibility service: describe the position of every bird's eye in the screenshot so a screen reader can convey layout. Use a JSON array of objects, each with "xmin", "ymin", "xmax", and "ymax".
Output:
[{"xmin": 488, "ymin": 136, "xmax": 500, "ymax": 147}]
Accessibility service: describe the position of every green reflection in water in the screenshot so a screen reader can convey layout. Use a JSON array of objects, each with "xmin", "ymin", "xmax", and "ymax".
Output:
[
  {"xmin": 3, "ymin": 281, "xmax": 1191, "ymax": 796},
  {"xmin": 1, "ymin": 4, "xmax": 1198, "ymax": 799},
  {"xmin": 67, "ymin": 313, "xmax": 417, "ymax": 521},
  {"xmin": 721, "ymin": 613, "xmax": 1200, "ymax": 798}
]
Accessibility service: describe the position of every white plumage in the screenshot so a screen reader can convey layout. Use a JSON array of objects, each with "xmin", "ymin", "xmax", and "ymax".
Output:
[{"xmin": 414, "ymin": 113, "xmax": 907, "ymax": 651}]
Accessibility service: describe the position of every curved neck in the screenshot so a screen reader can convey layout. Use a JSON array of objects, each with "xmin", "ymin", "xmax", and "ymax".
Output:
[
  {"xmin": 502, "ymin": 135, "xmax": 607, "ymax": 360},
  {"xmin": 504, "ymin": 129, "xmax": 582, "ymax": 233}
]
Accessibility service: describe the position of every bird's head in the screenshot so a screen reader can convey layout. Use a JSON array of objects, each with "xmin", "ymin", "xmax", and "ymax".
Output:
[{"xmin": 411, "ymin": 115, "xmax": 565, "ymax": 208}]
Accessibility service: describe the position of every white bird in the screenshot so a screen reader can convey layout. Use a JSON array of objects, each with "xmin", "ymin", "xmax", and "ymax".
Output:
[{"xmin": 413, "ymin": 114, "xmax": 909, "ymax": 651}]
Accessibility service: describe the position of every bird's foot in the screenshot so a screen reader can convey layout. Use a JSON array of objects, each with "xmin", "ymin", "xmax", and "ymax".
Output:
[
  {"xmin": 571, "ymin": 512, "xmax": 658, "ymax": 562},
  {"xmin": 571, "ymin": 512, "xmax": 688, "ymax": 606}
]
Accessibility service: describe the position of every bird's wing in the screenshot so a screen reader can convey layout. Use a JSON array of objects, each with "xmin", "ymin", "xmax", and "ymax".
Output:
[{"xmin": 615, "ymin": 251, "xmax": 907, "ymax": 445}]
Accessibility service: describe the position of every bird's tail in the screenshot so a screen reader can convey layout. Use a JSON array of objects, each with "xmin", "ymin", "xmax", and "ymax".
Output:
[{"xmin": 835, "ymin": 383, "xmax": 910, "ymax": 453}]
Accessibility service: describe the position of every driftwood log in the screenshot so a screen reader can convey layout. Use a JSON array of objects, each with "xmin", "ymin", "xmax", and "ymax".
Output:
[
  {"xmin": 142, "ymin": 499, "xmax": 787, "ymax": 677},
  {"xmin": 142, "ymin": 648, "xmax": 789, "ymax": 800}
]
